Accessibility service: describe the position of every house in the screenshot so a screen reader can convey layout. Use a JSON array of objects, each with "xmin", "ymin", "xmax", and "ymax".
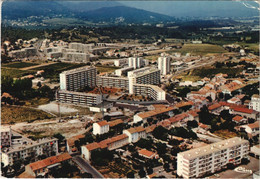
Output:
[
  {"xmin": 123, "ymin": 126, "xmax": 146, "ymax": 143},
  {"xmin": 198, "ymin": 123, "xmax": 211, "ymax": 131},
  {"xmin": 108, "ymin": 119, "xmax": 124, "ymax": 128},
  {"xmin": 227, "ymin": 97, "xmax": 242, "ymax": 105},
  {"xmin": 133, "ymin": 105, "xmax": 175, "ymax": 123},
  {"xmin": 138, "ymin": 149, "xmax": 159, "ymax": 159},
  {"xmin": 232, "ymin": 115, "xmax": 247, "ymax": 125},
  {"xmin": 81, "ymin": 134, "xmax": 129, "ymax": 160},
  {"xmin": 230, "ymin": 107, "xmax": 259, "ymax": 120},
  {"xmin": 168, "ymin": 113, "xmax": 192, "ymax": 126},
  {"xmin": 66, "ymin": 134, "xmax": 85, "ymax": 153},
  {"xmin": 23, "ymin": 153, "xmax": 72, "ymax": 177},
  {"xmin": 208, "ymin": 103, "xmax": 223, "ymax": 115},
  {"xmin": 145, "ymin": 125, "xmax": 156, "ymax": 137},
  {"xmin": 93, "ymin": 120, "xmax": 109, "ymax": 135},
  {"xmin": 239, "ymin": 122, "xmax": 259, "ymax": 138}
]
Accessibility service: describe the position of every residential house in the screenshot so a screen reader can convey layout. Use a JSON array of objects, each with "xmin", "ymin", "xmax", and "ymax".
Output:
[
  {"xmin": 232, "ymin": 116, "xmax": 247, "ymax": 125},
  {"xmin": 138, "ymin": 149, "xmax": 159, "ymax": 159},
  {"xmin": 123, "ymin": 126, "xmax": 146, "ymax": 143},
  {"xmin": 93, "ymin": 120, "xmax": 109, "ymax": 135}
]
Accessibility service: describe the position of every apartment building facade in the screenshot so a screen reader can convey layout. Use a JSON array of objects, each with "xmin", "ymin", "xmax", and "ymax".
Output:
[
  {"xmin": 68, "ymin": 42, "xmax": 94, "ymax": 53},
  {"xmin": 56, "ymin": 90, "xmax": 102, "ymax": 106},
  {"xmin": 59, "ymin": 66, "xmax": 96, "ymax": 91},
  {"xmin": 1, "ymin": 138, "xmax": 58, "ymax": 166},
  {"xmin": 96, "ymin": 76, "xmax": 129, "ymax": 89},
  {"xmin": 132, "ymin": 84, "xmax": 166, "ymax": 100},
  {"xmin": 63, "ymin": 52, "xmax": 90, "ymax": 63},
  {"xmin": 128, "ymin": 67, "xmax": 160, "ymax": 94},
  {"xmin": 93, "ymin": 121, "xmax": 110, "ymax": 135},
  {"xmin": 177, "ymin": 137, "xmax": 249, "ymax": 178},
  {"xmin": 158, "ymin": 56, "xmax": 171, "ymax": 75},
  {"xmin": 1, "ymin": 127, "xmax": 12, "ymax": 148},
  {"xmin": 128, "ymin": 57, "xmax": 145, "ymax": 69}
]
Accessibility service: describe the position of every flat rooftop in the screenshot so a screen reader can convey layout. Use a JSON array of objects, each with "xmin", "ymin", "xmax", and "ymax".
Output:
[
  {"xmin": 58, "ymin": 90, "xmax": 101, "ymax": 97},
  {"xmin": 60, "ymin": 66, "xmax": 95, "ymax": 75},
  {"xmin": 179, "ymin": 137, "xmax": 248, "ymax": 160},
  {"xmin": 128, "ymin": 67, "xmax": 159, "ymax": 77}
]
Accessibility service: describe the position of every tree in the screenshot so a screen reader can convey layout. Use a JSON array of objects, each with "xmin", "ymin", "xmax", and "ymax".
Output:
[
  {"xmin": 163, "ymin": 163, "xmax": 170, "ymax": 171},
  {"xmin": 36, "ymin": 81, "xmax": 42, "ymax": 88},
  {"xmin": 152, "ymin": 126, "xmax": 168, "ymax": 141},
  {"xmin": 155, "ymin": 142, "xmax": 167, "ymax": 155},
  {"xmin": 80, "ymin": 172, "xmax": 93, "ymax": 178},
  {"xmin": 84, "ymin": 134, "xmax": 94, "ymax": 143},
  {"xmin": 1, "ymin": 163, "xmax": 8, "ymax": 176},
  {"xmin": 127, "ymin": 171, "xmax": 135, "ymax": 178},
  {"xmin": 227, "ymin": 163, "xmax": 235, "ymax": 169},
  {"xmin": 187, "ymin": 120, "xmax": 198, "ymax": 128},
  {"xmin": 241, "ymin": 158, "xmax": 250, "ymax": 165},
  {"xmin": 91, "ymin": 149, "xmax": 113, "ymax": 166},
  {"xmin": 136, "ymin": 138, "xmax": 153, "ymax": 150},
  {"xmin": 12, "ymin": 160, "xmax": 22, "ymax": 175},
  {"xmin": 138, "ymin": 168, "xmax": 146, "ymax": 178},
  {"xmin": 198, "ymin": 105, "xmax": 212, "ymax": 125}
]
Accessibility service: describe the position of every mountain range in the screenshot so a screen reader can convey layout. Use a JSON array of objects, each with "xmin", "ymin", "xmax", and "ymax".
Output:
[{"xmin": 2, "ymin": 1, "xmax": 259, "ymax": 23}]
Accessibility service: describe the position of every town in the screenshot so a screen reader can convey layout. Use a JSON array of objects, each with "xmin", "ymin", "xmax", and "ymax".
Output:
[{"xmin": 1, "ymin": 1, "xmax": 260, "ymax": 179}]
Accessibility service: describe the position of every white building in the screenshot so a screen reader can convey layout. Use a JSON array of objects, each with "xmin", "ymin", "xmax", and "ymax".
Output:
[
  {"xmin": 1, "ymin": 138, "xmax": 58, "ymax": 166},
  {"xmin": 93, "ymin": 121, "xmax": 110, "ymax": 135},
  {"xmin": 69, "ymin": 42, "xmax": 94, "ymax": 53},
  {"xmin": 158, "ymin": 56, "xmax": 171, "ymax": 75},
  {"xmin": 249, "ymin": 94, "xmax": 260, "ymax": 112},
  {"xmin": 63, "ymin": 52, "xmax": 90, "ymax": 63},
  {"xmin": 115, "ymin": 66, "xmax": 134, "ymax": 76},
  {"xmin": 123, "ymin": 126, "xmax": 146, "ymax": 143},
  {"xmin": 128, "ymin": 57, "xmax": 145, "ymax": 69},
  {"xmin": 240, "ymin": 122, "xmax": 259, "ymax": 138},
  {"xmin": 177, "ymin": 137, "xmax": 249, "ymax": 179},
  {"xmin": 59, "ymin": 66, "xmax": 96, "ymax": 91}
]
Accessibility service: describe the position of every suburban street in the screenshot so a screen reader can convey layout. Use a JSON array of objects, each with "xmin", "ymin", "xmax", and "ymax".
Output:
[{"xmin": 73, "ymin": 156, "xmax": 104, "ymax": 178}]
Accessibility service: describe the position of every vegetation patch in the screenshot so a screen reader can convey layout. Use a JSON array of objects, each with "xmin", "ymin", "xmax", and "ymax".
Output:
[
  {"xmin": 189, "ymin": 67, "xmax": 243, "ymax": 78},
  {"xmin": 213, "ymin": 129, "xmax": 238, "ymax": 139},
  {"xmin": 1, "ymin": 105, "xmax": 53, "ymax": 124},
  {"xmin": 96, "ymin": 65, "xmax": 120, "ymax": 73},
  {"xmin": 2, "ymin": 62, "xmax": 39, "ymax": 69},
  {"xmin": 1, "ymin": 68, "xmax": 35, "ymax": 78}
]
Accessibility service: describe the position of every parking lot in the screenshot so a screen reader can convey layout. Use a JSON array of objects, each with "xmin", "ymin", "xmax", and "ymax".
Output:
[{"xmin": 210, "ymin": 156, "xmax": 259, "ymax": 178}]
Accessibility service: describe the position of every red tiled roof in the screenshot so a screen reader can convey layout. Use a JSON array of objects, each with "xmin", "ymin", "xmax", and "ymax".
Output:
[
  {"xmin": 208, "ymin": 103, "xmax": 222, "ymax": 111},
  {"xmin": 199, "ymin": 122, "xmax": 210, "ymax": 129},
  {"xmin": 233, "ymin": 107, "xmax": 254, "ymax": 114},
  {"xmin": 97, "ymin": 120, "xmax": 109, "ymax": 127},
  {"xmin": 66, "ymin": 134, "xmax": 85, "ymax": 147},
  {"xmin": 232, "ymin": 115, "xmax": 244, "ymax": 122},
  {"xmin": 137, "ymin": 106, "xmax": 175, "ymax": 119},
  {"xmin": 126, "ymin": 126, "xmax": 145, "ymax": 134},
  {"xmin": 138, "ymin": 149, "xmax": 156, "ymax": 158},
  {"xmin": 247, "ymin": 122, "xmax": 259, "ymax": 129},
  {"xmin": 108, "ymin": 119, "xmax": 123, "ymax": 127},
  {"xmin": 29, "ymin": 153, "xmax": 72, "ymax": 171},
  {"xmin": 85, "ymin": 142, "xmax": 100, "ymax": 151}
]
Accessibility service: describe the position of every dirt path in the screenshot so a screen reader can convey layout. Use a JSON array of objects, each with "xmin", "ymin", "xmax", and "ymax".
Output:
[{"xmin": 20, "ymin": 62, "xmax": 57, "ymax": 71}]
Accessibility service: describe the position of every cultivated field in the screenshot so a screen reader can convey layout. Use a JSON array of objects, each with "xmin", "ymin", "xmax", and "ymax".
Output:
[
  {"xmin": 1, "ymin": 105, "xmax": 53, "ymax": 124},
  {"xmin": 2, "ymin": 62, "xmax": 39, "ymax": 69},
  {"xmin": 170, "ymin": 44, "xmax": 227, "ymax": 55}
]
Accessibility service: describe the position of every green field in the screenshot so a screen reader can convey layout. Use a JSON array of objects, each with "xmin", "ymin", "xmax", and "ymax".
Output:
[
  {"xmin": 187, "ymin": 67, "xmax": 243, "ymax": 78},
  {"xmin": 1, "ymin": 68, "xmax": 35, "ymax": 78},
  {"xmin": 2, "ymin": 62, "xmax": 39, "ymax": 69},
  {"xmin": 170, "ymin": 44, "xmax": 227, "ymax": 55},
  {"xmin": 96, "ymin": 65, "xmax": 120, "ymax": 73}
]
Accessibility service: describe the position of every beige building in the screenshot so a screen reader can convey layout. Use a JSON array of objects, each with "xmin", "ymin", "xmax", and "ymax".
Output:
[
  {"xmin": 1, "ymin": 127, "xmax": 12, "ymax": 148},
  {"xmin": 81, "ymin": 134, "xmax": 129, "ymax": 160},
  {"xmin": 158, "ymin": 56, "xmax": 171, "ymax": 75},
  {"xmin": 177, "ymin": 137, "xmax": 249, "ymax": 178}
]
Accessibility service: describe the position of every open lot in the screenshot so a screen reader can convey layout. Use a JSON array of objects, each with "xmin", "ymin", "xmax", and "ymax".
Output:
[
  {"xmin": 169, "ymin": 44, "xmax": 227, "ymax": 56},
  {"xmin": 213, "ymin": 129, "xmax": 238, "ymax": 139}
]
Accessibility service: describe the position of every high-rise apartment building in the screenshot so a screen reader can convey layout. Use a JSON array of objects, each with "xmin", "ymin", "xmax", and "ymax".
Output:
[
  {"xmin": 128, "ymin": 67, "xmax": 160, "ymax": 94},
  {"xmin": 59, "ymin": 66, "xmax": 96, "ymax": 91},
  {"xmin": 158, "ymin": 56, "xmax": 171, "ymax": 75},
  {"xmin": 249, "ymin": 94, "xmax": 260, "ymax": 112},
  {"xmin": 128, "ymin": 57, "xmax": 145, "ymax": 69},
  {"xmin": 177, "ymin": 137, "xmax": 249, "ymax": 179}
]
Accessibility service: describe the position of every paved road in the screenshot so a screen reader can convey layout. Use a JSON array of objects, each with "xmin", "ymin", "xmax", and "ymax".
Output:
[{"xmin": 73, "ymin": 156, "xmax": 104, "ymax": 178}]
